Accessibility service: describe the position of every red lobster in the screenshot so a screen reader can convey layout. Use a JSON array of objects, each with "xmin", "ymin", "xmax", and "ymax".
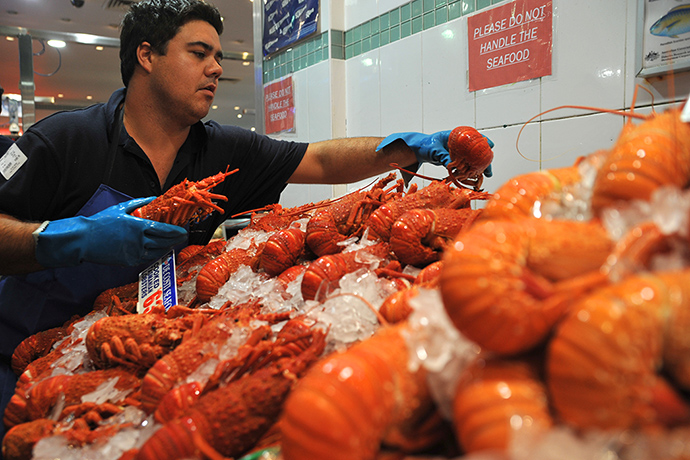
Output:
[
  {"xmin": 139, "ymin": 301, "xmax": 289, "ymax": 413},
  {"xmin": 10, "ymin": 315, "xmax": 79, "ymax": 376},
  {"xmin": 390, "ymin": 207, "xmax": 482, "ymax": 267},
  {"xmin": 365, "ymin": 180, "xmax": 490, "ymax": 243},
  {"xmin": 259, "ymin": 226, "xmax": 308, "ymax": 277},
  {"xmin": 194, "ymin": 242, "xmax": 265, "ymax": 303},
  {"xmin": 446, "ymin": 126, "xmax": 494, "ymax": 190},
  {"xmin": 300, "ymin": 242, "xmax": 392, "ymax": 301},
  {"xmin": 6, "ymin": 368, "xmax": 141, "ymax": 428},
  {"xmin": 85, "ymin": 305, "xmax": 215, "ymax": 370},
  {"xmin": 280, "ymin": 321, "xmax": 447, "ymax": 460},
  {"xmin": 134, "ymin": 321, "xmax": 326, "ymax": 460},
  {"xmin": 305, "ymin": 173, "xmax": 403, "ymax": 257},
  {"xmin": 131, "ymin": 168, "xmax": 238, "ymax": 226}
]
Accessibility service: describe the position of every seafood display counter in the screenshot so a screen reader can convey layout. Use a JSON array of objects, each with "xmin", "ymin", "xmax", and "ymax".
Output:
[{"xmin": 3, "ymin": 117, "xmax": 690, "ymax": 460}]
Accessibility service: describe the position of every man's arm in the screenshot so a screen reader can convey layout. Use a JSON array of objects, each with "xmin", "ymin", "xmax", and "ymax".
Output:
[
  {"xmin": 0, "ymin": 214, "xmax": 44, "ymax": 275},
  {"xmin": 0, "ymin": 199, "xmax": 189, "ymax": 276},
  {"xmin": 288, "ymin": 137, "xmax": 417, "ymax": 184}
]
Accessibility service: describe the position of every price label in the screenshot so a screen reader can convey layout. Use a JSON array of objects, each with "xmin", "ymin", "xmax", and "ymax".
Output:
[{"xmin": 137, "ymin": 251, "xmax": 177, "ymax": 314}]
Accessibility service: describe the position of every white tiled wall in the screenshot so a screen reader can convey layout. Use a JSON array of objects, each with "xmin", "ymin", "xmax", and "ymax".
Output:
[{"xmin": 275, "ymin": 0, "xmax": 690, "ymax": 207}]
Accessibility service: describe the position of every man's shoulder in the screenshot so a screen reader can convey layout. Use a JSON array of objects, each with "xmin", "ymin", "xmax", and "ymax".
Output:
[{"xmin": 28, "ymin": 103, "xmax": 109, "ymax": 139}]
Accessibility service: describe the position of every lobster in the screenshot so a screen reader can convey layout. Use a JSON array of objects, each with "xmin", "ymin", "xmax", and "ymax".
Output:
[
  {"xmin": 446, "ymin": 126, "xmax": 494, "ymax": 191},
  {"xmin": 3, "ymin": 402, "xmax": 140, "ymax": 460},
  {"xmin": 547, "ymin": 268, "xmax": 690, "ymax": 430},
  {"xmin": 139, "ymin": 301, "xmax": 289, "ymax": 413},
  {"xmin": 591, "ymin": 106, "xmax": 690, "ymax": 217},
  {"xmin": 131, "ymin": 168, "xmax": 238, "ymax": 226},
  {"xmin": 92, "ymin": 281, "xmax": 139, "ymax": 316},
  {"xmin": 280, "ymin": 321, "xmax": 448, "ymax": 460},
  {"xmin": 2, "ymin": 418, "xmax": 57, "ymax": 460},
  {"xmin": 305, "ymin": 173, "xmax": 403, "ymax": 257},
  {"xmin": 365, "ymin": 179, "xmax": 490, "ymax": 243},
  {"xmin": 378, "ymin": 261, "xmax": 445, "ymax": 324},
  {"xmin": 259, "ymin": 226, "xmax": 307, "ymax": 276},
  {"xmin": 477, "ymin": 159, "xmax": 592, "ymax": 223},
  {"xmin": 389, "ymin": 207, "xmax": 482, "ymax": 267},
  {"xmin": 85, "ymin": 305, "xmax": 215, "ymax": 371},
  {"xmin": 10, "ymin": 315, "xmax": 79, "ymax": 376},
  {"xmin": 300, "ymin": 242, "xmax": 392, "ymax": 302},
  {"xmin": 134, "ymin": 321, "xmax": 327, "ymax": 460},
  {"xmin": 452, "ymin": 353, "xmax": 553, "ymax": 453},
  {"xmin": 440, "ymin": 216, "xmax": 614, "ymax": 355},
  {"xmin": 194, "ymin": 242, "xmax": 265, "ymax": 304},
  {"xmin": 7, "ymin": 368, "xmax": 141, "ymax": 428},
  {"xmin": 4, "ymin": 311, "xmax": 109, "ymax": 429}
]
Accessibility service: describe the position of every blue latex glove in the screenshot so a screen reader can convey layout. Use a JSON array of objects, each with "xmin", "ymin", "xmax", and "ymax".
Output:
[
  {"xmin": 377, "ymin": 131, "xmax": 451, "ymax": 167},
  {"xmin": 34, "ymin": 197, "xmax": 188, "ymax": 268},
  {"xmin": 377, "ymin": 131, "xmax": 495, "ymax": 177}
]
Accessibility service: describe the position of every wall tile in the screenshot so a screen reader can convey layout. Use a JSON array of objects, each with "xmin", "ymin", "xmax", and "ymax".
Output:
[
  {"xmin": 481, "ymin": 123, "xmax": 541, "ymax": 196},
  {"xmin": 421, "ymin": 18, "xmax": 476, "ymax": 130},
  {"xmin": 475, "ymin": 79, "xmax": 541, "ymax": 129},
  {"xmin": 541, "ymin": 0, "xmax": 626, "ymax": 119},
  {"xmin": 346, "ymin": 49, "xmax": 382, "ymax": 137},
  {"xmin": 306, "ymin": 61, "xmax": 333, "ymax": 142},
  {"xmin": 539, "ymin": 111, "xmax": 624, "ymax": 170},
  {"xmin": 379, "ymin": 34, "xmax": 424, "ymax": 134},
  {"xmin": 344, "ymin": 0, "xmax": 378, "ymax": 29}
]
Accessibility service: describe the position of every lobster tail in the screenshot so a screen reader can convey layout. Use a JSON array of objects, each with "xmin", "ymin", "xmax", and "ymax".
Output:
[
  {"xmin": 136, "ymin": 415, "xmax": 207, "ymax": 460},
  {"xmin": 260, "ymin": 227, "xmax": 306, "ymax": 276}
]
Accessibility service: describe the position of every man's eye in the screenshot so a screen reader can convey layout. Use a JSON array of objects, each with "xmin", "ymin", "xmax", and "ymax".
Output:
[{"xmin": 194, "ymin": 51, "xmax": 205, "ymax": 58}]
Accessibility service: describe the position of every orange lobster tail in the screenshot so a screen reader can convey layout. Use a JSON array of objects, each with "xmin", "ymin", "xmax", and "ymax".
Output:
[
  {"xmin": 591, "ymin": 108, "xmax": 690, "ymax": 216},
  {"xmin": 280, "ymin": 323, "xmax": 436, "ymax": 460},
  {"xmin": 441, "ymin": 218, "xmax": 612, "ymax": 355},
  {"xmin": 260, "ymin": 227, "xmax": 306, "ymax": 276},
  {"xmin": 453, "ymin": 355, "xmax": 552, "ymax": 453}
]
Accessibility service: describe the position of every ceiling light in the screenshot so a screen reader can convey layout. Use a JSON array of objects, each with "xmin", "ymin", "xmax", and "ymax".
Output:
[
  {"xmin": 234, "ymin": 106, "xmax": 240, "ymax": 110},
  {"xmin": 212, "ymin": 105, "xmax": 218, "ymax": 110},
  {"xmin": 58, "ymin": 94, "xmax": 64, "ymax": 98},
  {"xmin": 5, "ymin": 37, "xmax": 15, "ymax": 42},
  {"xmin": 86, "ymin": 95, "xmax": 93, "ymax": 100},
  {"xmin": 242, "ymin": 61, "xmax": 250, "ymax": 66},
  {"xmin": 95, "ymin": 46, "xmax": 104, "ymax": 51},
  {"xmin": 237, "ymin": 114, "xmax": 242, "ymax": 118},
  {"xmin": 47, "ymin": 39, "xmax": 66, "ymax": 48}
]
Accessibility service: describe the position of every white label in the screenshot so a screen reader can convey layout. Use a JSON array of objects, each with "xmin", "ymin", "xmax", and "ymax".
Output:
[
  {"xmin": 137, "ymin": 251, "xmax": 177, "ymax": 314},
  {"xmin": 0, "ymin": 144, "xmax": 27, "ymax": 180},
  {"xmin": 682, "ymin": 95, "xmax": 690, "ymax": 123}
]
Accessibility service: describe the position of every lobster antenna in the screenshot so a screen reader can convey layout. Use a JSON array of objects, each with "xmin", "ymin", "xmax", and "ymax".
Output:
[
  {"xmin": 515, "ymin": 105, "xmax": 649, "ymax": 163},
  {"xmin": 389, "ymin": 163, "xmax": 443, "ymax": 182}
]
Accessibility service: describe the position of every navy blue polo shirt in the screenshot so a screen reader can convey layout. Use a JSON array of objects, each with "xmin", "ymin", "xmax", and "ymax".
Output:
[{"xmin": 0, "ymin": 88, "xmax": 308, "ymax": 245}]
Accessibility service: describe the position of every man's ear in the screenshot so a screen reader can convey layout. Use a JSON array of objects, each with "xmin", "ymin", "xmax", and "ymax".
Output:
[{"xmin": 136, "ymin": 42, "xmax": 154, "ymax": 73}]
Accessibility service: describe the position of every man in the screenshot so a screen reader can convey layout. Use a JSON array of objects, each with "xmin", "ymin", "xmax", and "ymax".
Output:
[{"xmin": 0, "ymin": 0, "xmax": 492, "ymax": 442}]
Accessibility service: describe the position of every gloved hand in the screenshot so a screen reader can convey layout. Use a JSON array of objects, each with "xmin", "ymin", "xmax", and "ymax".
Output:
[
  {"xmin": 34, "ymin": 197, "xmax": 188, "ymax": 268},
  {"xmin": 377, "ymin": 131, "xmax": 495, "ymax": 177}
]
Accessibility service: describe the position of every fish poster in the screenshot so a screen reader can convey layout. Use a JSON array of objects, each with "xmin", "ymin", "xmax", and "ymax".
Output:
[{"xmin": 640, "ymin": 0, "xmax": 690, "ymax": 76}]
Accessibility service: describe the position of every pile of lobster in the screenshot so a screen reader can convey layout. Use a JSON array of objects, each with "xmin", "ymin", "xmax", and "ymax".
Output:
[{"xmin": 4, "ymin": 108, "xmax": 690, "ymax": 460}]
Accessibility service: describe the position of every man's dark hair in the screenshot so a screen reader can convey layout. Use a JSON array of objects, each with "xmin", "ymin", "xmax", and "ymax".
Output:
[{"xmin": 119, "ymin": 0, "xmax": 223, "ymax": 87}]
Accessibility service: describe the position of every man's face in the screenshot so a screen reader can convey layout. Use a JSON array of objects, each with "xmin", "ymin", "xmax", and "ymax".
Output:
[{"xmin": 149, "ymin": 19, "xmax": 224, "ymax": 124}]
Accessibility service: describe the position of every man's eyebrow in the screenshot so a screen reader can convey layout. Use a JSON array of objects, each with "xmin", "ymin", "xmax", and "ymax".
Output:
[{"xmin": 189, "ymin": 41, "xmax": 224, "ymax": 61}]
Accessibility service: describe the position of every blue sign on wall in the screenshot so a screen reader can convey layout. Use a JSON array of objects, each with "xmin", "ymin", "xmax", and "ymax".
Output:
[{"xmin": 263, "ymin": 0, "xmax": 319, "ymax": 56}]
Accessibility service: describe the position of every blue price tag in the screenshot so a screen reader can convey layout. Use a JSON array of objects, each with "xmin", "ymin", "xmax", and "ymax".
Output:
[{"xmin": 137, "ymin": 251, "xmax": 177, "ymax": 314}]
